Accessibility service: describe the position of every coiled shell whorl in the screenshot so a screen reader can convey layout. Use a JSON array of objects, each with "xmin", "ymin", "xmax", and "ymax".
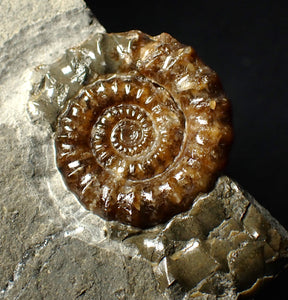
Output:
[{"xmin": 30, "ymin": 30, "xmax": 233, "ymax": 228}]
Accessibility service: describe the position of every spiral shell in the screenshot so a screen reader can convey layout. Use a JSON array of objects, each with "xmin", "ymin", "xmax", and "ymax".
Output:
[{"xmin": 30, "ymin": 30, "xmax": 232, "ymax": 228}]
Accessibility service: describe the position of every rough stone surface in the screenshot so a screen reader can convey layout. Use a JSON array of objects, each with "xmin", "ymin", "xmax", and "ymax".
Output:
[
  {"xmin": 0, "ymin": 1, "xmax": 287, "ymax": 300},
  {"xmin": 121, "ymin": 177, "xmax": 288, "ymax": 299}
]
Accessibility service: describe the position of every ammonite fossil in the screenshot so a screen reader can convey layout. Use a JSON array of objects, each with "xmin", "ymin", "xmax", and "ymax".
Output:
[{"xmin": 28, "ymin": 30, "xmax": 233, "ymax": 228}]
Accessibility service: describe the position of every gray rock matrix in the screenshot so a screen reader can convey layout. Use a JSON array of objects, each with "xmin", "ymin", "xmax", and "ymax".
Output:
[{"xmin": 0, "ymin": 1, "xmax": 287, "ymax": 299}]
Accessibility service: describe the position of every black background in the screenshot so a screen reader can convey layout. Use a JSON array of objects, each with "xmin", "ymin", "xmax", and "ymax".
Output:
[{"xmin": 86, "ymin": 0, "xmax": 287, "ymax": 298}]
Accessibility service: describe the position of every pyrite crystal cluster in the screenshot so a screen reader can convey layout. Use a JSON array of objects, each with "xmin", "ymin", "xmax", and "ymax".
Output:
[{"xmin": 28, "ymin": 30, "xmax": 288, "ymax": 298}]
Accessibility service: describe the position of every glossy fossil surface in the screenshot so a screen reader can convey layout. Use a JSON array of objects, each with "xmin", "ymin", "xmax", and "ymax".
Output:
[{"xmin": 29, "ymin": 30, "xmax": 233, "ymax": 228}]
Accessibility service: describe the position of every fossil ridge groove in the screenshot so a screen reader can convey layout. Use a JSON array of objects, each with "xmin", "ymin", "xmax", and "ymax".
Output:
[{"xmin": 28, "ymin": 30, "xmax": 233, "ymax": 228}]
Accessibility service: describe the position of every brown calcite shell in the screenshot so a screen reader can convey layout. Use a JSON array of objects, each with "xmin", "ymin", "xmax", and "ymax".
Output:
[{"xmin": 29, "ymin": 30, "xmax": 233, "ymax": 228}]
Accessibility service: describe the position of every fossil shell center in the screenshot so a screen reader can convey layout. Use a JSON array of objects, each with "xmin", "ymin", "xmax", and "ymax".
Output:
[
  {"xmin": 93, "ymin": 104, "xmax": 154, "ymax": 159},
  {"xmin": 86, "ymin": 77, "xmax": 185, "ymax": 181},
  {"xmin": 114, "ymin": 119, "xmax": 143, "ymax": 148}
]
